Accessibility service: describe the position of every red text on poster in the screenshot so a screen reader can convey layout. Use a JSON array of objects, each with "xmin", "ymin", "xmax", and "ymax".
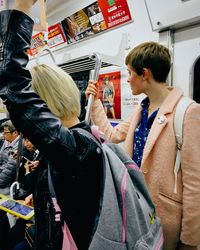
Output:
[
  {"xmin": 97, "ymin": 0, "xmax": 132, "ymax": 29},
  {"xmin": 98, "ymin": 71, "xmax": 121, "ymax": 120}
]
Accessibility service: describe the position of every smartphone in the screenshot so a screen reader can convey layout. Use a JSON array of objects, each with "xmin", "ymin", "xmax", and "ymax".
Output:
[
  {"xmin": 0, "ymin": 194, "xmax": 34, "ymax": 220},
  {"xmin": 21, "ymin": 156, "xmax": 31, "ymax": 163}
]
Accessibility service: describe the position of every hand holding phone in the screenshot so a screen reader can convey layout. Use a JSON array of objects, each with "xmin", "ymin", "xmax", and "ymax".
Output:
[
  {"xmin": 9, "ymin": 150, "xmax": 18, "ymax": 160},
  {"xmin": 24, "ymin": 160, "xmax": 39, "ymax": 174}
]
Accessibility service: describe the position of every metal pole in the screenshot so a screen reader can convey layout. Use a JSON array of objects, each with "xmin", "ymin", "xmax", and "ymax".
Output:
[{"xmin": 85, "ymin": 52, "xmax": 102, "ymax": 123}]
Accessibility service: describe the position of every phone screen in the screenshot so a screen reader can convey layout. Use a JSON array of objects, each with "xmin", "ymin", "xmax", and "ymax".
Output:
[{"xmin": 0, "ymin": 200, "xmax": 33, "ymax": 216}]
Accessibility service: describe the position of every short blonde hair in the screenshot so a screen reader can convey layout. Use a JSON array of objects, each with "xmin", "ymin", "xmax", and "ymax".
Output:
[{"xmin": 30, "ymin": 64, "xmax": 81, "ymax": 119}]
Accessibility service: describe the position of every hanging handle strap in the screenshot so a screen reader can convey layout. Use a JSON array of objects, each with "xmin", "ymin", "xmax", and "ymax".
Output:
[{"xmin": 36, "ymin": 45, "xmax": 56, "ymax": 65}]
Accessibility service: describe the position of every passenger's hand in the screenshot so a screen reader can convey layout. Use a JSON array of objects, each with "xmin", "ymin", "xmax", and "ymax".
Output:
[
  {"xmin": 9, "ymin": 150, "xmax": 18, "ymax": 160},
  {"xmin": 177, "ymin": 242, "xmax": 197, "ymax": 250},
  {"xmin": 14, "ymin": 0, "xmax": 37, "ymax": 16},
  {"xmin": 24, "ymin": 161, "xmax": 31, "ymax": 174},
  {"xmin": 29, "ymin": 160, "xmax": 39, "ymax": 171},
  {"xmin": 85, "ymin": 80, "xmax": 99, "ymax": 100},
  {"xmin": 24, "ymin": 160, "xmax": 39, "ymax": 174},
  {"xmin": 25, "ymin": 194, "xmax": 33, "ymax": 207}
]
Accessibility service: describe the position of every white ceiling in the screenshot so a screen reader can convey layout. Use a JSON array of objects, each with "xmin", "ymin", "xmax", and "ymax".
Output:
[
  {"xmin": 45, "ymin": 0, "xmax": 95, "ymax": 25},
  {"xmin": 46, "ymin": 0, "xmax": 73, "ymax": 15}
]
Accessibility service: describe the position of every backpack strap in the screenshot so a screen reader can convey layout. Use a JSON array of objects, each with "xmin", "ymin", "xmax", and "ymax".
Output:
[
  {"xmin": 173, "ymin": 96, "xmax": 194, "ymax": 193},
  {"xmin": 48, "ymin": 164, "xmax": 78, "ymax": 250},
  {"xmin": 91, "ymin": 125, "xmax": 108, "ymax": 144},
  {"xmin": 72, "ymin": 126, "xmax": 108, "ymax": 146}
]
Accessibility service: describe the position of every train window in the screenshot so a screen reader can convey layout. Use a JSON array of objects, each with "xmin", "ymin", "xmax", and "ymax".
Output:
[{"xmin": 193, "ymin": 57, "xmax": 200, "ymax": 103}]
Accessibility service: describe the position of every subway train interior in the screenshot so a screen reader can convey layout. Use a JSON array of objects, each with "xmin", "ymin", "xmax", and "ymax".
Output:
[
  {"xmin": 0, "ymin": 0, "xmax": 200, "ymax": 120},
  {"xmin": 0, "ymin": 0, "xmax": 200, "ymax": 250}
]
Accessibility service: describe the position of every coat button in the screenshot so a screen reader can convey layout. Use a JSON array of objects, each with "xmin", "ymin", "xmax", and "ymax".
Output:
[{"xmin": 157, "ymin": 115, "xmax": 165, "ymax": 124}]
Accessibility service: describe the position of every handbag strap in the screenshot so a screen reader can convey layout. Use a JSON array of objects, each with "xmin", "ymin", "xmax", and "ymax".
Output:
[
  {"xmin": 47, "ymin": 164, "xmax": 78, "ymax": 250},
  {"xmin": 47, "ymin": 165, "xmax": 62, "ymax": 220}
]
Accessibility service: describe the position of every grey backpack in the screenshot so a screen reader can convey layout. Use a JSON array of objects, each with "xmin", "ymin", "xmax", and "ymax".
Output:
[{"xmin": 75, "ymin": 126, "xmax": 164, "ymax": 250}]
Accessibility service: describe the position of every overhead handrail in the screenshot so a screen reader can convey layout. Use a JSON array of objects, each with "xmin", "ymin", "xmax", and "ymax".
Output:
[
  {"xmin": 36, "ymin": 44, "xmax": 56, "ymax": 65},
  {"xmin": 100, "ymin": 33, "xmax": 128, "ymax": 67},
  {"xmin": 10, "ymin": 181, "xmax": 20, "ymax": 199},
  {"xmin": 85, "ymin": 52, "xmax": 102, "ymax": 123},
  {"xmin": 84, "ymin": 34, "xmax": 128, "ymax": 123}
]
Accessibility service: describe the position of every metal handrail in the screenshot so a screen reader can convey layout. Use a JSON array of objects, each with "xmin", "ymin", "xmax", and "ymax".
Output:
[
  {"xmin": 36, "ymin": 45, "xmax": 56, "ymax": 65},
  {"xmin": 85, "ymin": 52, "xmax": 102, "ymax": 123}
]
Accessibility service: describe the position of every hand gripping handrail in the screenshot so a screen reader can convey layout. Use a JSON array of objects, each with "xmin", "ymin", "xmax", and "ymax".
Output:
[{"xmin": 85, "ymin": 52, "xmax": 102, "ymax": 123}]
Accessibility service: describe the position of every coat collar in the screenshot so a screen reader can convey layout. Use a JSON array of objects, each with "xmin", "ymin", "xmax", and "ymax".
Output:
[
  {"xmin": 141, "ymin": 87, "xmax": 183, "ymax": 166},
  {"xmin": 159, "ymin": 87, "xmax": 183, "ymax": 115}
]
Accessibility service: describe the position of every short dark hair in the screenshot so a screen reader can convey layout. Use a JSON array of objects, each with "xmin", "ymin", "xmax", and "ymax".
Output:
[{"xmin": 125, "ymin": 42, "xmax": 171, "ymax": 82}]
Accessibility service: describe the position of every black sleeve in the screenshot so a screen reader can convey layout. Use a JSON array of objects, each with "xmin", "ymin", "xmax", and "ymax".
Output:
[{"xmin": 0, "ymin": 10, "xmax": 77, "ymax": 165}]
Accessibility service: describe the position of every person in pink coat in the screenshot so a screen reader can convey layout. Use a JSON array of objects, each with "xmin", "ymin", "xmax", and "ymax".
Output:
[{"xmin": 85, "ymin": 42, "xmax": 200, "ymax": 250}]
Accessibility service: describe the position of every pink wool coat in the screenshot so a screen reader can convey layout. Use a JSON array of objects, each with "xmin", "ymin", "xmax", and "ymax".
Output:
[{"xmin": 91, "ymin": 88, "xmax": 200, "ymax": 249}]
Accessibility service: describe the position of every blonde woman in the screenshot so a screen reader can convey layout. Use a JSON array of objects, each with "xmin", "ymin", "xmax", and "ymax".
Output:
[{"xmin": 0, "ymin": 1, "xmax": 103, "ymax": 249}]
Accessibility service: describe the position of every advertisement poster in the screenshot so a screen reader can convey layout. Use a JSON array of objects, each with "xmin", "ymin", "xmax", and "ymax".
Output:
[
  {"xmin": 86, "ymin": 2, "xmax": 107, "ymax": 34},
  {"xmin": 98, "ymin": 71, "xmax": 121, "ymax": 120},
  {"xmin": 61, "ymin": 1, "xmax": 108, "ymax": 45},
  {"xmin": 97, "ymin": 0, "xmax": 132, "ymax": 29},
  {"xmin": 61, "ymin": 9, "xmax": 94, "ymax": 44},
  {"xmin": 48, "ymin": 24, "xmax": 66, "ymax": 48},
  {"xmin": 94, "ymin": 67, "xmax": 145, "ymax": 124},
  {"xmin": 120, "ymin": 69, "xmax": 145, "ymax": 120},
  {"xmin": 28, "ymin": 32, "xmax": 46, "ymax": 56}
]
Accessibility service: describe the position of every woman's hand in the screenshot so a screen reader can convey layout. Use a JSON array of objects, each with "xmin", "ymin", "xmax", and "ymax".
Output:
[
  {"xmin": 177, "ymin": 242, "xmax": 197, "ymax": 250},
  {"xmin": 85, "ymin": 80, "xmax": 98, "ymax": 100},
  {"xmin": 14, "ymin": 0, "xmax": 37, "ymax": 16},
  {"xmin": 29, "ymin": 160, "xmax": 39, "ymax": 171},
  {"xmin": 24, "ymin": 160, "xmax": 39, "ymax": 174},
  {"xmin": 25, "ymin": 194, "xmax": 34, "ymax": 207}
]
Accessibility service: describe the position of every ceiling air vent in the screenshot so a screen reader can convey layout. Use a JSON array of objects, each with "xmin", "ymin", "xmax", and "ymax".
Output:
[{"xmin": 58, "ymin": 55, "xmax": 112, "ymax": 75}]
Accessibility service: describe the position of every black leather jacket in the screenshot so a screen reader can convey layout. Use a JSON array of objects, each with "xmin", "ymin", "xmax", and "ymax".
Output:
[{"xmin": 0, "ymin": 10, "xmax": 103, "ymax": 250}]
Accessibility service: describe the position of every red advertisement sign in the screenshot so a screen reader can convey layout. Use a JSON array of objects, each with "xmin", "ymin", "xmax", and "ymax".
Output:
[
  {"xmin": 48, "ymin": 24, "xmax": 67, "ymax": 48},
  {"xmin": 98, "ymin": 71, "xmax": 121, "ymax": 120},
  {"xmin": 97, "ymin": 0, "xmax": 132, "ymax": 29},
  {"xmin": 28, "ymin": 32, "xmax": 45, "ymax": 56}
]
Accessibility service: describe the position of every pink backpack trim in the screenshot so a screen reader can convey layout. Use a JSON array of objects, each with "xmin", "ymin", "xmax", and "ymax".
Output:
[{"xmin": 121, "ymin": 168, "xmax": 128, "ymax": 243}]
